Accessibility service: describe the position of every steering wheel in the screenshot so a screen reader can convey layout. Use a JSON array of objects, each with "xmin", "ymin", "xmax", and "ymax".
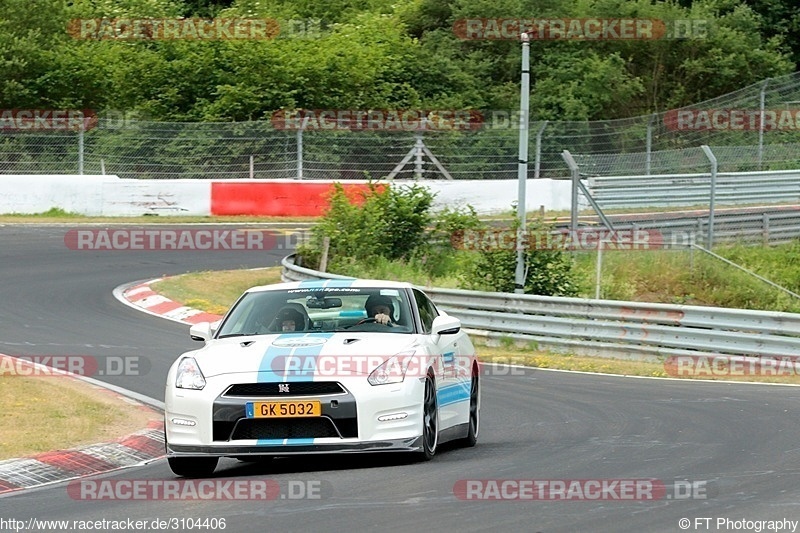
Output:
[{"xmin": 354, "ymin": 317, "xmax": 394, "ymax": 327}]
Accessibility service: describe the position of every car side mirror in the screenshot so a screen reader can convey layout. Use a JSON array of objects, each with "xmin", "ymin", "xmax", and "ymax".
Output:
[
  {"xmin": 189, "ymin": 322, "xmax": 213, "ymax": 342},
  {"xmin": 431, "ymin": 315, "xmax": 461, "ymax": 336}
]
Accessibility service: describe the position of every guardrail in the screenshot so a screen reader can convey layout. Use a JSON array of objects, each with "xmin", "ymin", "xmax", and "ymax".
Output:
[
  {"xmin": 281, "ymin": 254, "xmax": 800, "ymax": 361},
  {"xmin": 570, "ymin": 206, "xmax": 800, "ymax": 246},
  {"xmin": 588, "ymin": 170, "xmax": 800, "ymax": 209}
]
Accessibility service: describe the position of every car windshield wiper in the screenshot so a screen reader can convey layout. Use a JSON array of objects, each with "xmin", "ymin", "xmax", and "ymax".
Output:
[{"xmin": 217, "ymin": 332, "xmax": 260, "ymax": 338}]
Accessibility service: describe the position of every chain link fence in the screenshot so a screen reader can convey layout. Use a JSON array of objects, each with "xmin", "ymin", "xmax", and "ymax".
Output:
[{"xmin": 3, "ymin": 72, "xmax": 800, "ymax": 180}]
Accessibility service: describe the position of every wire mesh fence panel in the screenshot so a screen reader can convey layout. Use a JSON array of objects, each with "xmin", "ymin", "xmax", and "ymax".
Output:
[
  {"xmin": 1, "ymin": 72, "xmax": 800, "ymax": 179},
  {"xmin": 0, "ymin": 130, "xmax": 81, "ymax": 174},
  {"xmin": 82, "ymin": 121, "xmax": 297, "ymax": 179}
]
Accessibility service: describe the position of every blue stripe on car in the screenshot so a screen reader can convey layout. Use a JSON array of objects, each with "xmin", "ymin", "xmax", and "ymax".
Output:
[
  {"xmin": 254, "ymin": 332, "xmax": 334, "ymax": 446},
  {"xmin": 437, "ymin": 382, "xmax": 470, "ymax": 407}
]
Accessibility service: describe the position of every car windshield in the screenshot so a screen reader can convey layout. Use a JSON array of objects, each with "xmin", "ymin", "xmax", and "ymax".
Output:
[{"xmin": 216, "ymin": 287, "xmax": 414, "ymax": 337}]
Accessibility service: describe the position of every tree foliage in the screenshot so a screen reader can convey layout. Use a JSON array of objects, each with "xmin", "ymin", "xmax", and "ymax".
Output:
[{"xmin": 0, "ymin": 0, "xmax": 795, "ymax": 119}]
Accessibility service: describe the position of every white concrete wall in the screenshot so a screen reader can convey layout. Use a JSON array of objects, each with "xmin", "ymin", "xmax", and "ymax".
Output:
[
  {"xmin": 100, "ymin": 179, "xmax": 211, "ymax": 216},
  {"xmin": 401, "ymin": 178, "xmax": 573, "ymax": 214},
  {"xmin": 0, "ymin": 175, "xmax": 107, "ymax": 215},
  {"xmin": 0, "ymin": 175, "xmax": 572, "ymax": 216}
]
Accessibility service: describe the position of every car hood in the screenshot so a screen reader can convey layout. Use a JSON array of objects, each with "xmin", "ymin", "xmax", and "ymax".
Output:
[{"xmin": 191, "ymin": 332, "xmax": 419, "ymax": 378}]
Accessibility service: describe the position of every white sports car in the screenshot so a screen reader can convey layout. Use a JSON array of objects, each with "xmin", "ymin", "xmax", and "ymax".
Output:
[{"xmin": 164, "ymin": 279, "xmax": 480, "ymax": 477}]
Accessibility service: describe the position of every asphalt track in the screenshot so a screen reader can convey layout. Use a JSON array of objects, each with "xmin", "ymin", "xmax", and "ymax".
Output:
[{"xmin": 2, "ymin": 224, "xmax": 800, "ymax": 532}]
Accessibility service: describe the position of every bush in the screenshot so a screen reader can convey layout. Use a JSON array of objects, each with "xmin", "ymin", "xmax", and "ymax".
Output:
[
  {"xmin": 297, "ymin": 182, "xmax": 434, "ymax": 272},
  {"xmin": 462, "ymin": 217, "xmax": 579, "ymax": 297}
]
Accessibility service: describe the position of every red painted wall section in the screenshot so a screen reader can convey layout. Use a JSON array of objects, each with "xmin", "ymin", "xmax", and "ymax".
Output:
[{"xmin": 210, "ymin": 181, "xmax": 384, "ymax": 216}]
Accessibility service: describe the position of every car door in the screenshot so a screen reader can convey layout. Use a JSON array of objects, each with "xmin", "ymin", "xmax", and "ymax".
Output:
[{"xmin": 412, "ymin": 289, "xmax": 466, "ymax": 430}]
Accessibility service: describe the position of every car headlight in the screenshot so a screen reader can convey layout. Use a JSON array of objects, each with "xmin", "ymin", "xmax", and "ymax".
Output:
[
  {"xmin": 368, "ymin": 350, "xmax": 418, "ymax": 386},
  {"xmin": 175, "ymin": 357, "xmax": 206, "ymax": 390}
]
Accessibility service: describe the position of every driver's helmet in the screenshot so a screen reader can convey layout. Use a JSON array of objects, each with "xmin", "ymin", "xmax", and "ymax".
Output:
[
  {"xmin": 274, "ymin": 306, "xmax": 305, "ymax": 331},
  {"xmin": 364, "ymin": 294, "xmax": 395, "ymax": 319}
]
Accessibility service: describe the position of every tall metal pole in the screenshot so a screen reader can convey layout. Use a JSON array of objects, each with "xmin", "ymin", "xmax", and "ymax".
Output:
[{"xmin": 514, "ymin": 33, "xmax": 531, "ymax": 294}]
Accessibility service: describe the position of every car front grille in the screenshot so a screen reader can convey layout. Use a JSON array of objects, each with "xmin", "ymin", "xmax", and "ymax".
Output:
[
  {"xmin": 223, "ymin": 382, "xmax": 345, "ymax": 397},
  {"xmin": 214, "ymin": 416, "xmax": 358, "ymax": 441}
]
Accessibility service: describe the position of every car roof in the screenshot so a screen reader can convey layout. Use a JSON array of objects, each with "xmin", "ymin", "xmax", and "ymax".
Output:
[{"xmin": 244, "ymin": 279, "xmax": 415, "ymax": 294}]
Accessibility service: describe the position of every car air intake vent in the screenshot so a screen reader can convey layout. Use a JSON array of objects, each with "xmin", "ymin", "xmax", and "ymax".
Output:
[
  {"xmin": 224, "ymin": 382, "xmax": 345, "ymax": 396},
  {"xmin": 231, "ymin": 418, "xmax": 340, "ymax": 440}
]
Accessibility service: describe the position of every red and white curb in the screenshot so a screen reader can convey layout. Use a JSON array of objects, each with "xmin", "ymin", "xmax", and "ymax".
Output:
[{"xmin": 121, "ymin": 279, "xmax": 223, "ymax": 325}]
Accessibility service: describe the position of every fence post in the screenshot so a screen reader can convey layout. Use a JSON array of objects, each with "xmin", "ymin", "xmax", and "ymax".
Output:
[
  {"xmin": 78, "ymin": 121, "xmax": 84, "ymax": 175},
  {"xmin": 758, "ymin": 78, "xmax": 770, "ymax": 171},
  {"xmin": 296, "ymin": 128, "xmax": 303, "ymax": 179},
  {"xmin": 561, "ymin": 150, "xmax": 580, "ymax": 236},
  {"xmin": 534, "ymin": 120, "xmax": 547, "ymax": 178},
  {"xmin": 646, "ymin": 113, "xmax": 656, "ymax": 175},
  {"xmin": 701, "ymin": 145, "xmax": 717, "ymax": 249},
  {"xmin": 414, "ymin": 132, "xmax": 424, "ymax": 179},
  {"xmin": 595, "ymin": 239, "xmax": 604, "ymax": 299},
  {"xmin": 249, "ymin": 155, "xmax": 254, "ymax": 179},
  {"xmin": 296, "ymin": 116, "xmax": 309, "ymax": 179}
]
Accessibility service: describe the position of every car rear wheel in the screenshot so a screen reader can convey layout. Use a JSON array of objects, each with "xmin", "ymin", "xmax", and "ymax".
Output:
[
  {"xmin": 417, "ymin": 372, "xmax": 439, "ymax": 461},
  {"xmin": 460, "ymin": 370, "xmax": 479, "ymax": 447},
  {"xmin": 167, "ymin": 457, "xmax": 219, "ymax": 478}
]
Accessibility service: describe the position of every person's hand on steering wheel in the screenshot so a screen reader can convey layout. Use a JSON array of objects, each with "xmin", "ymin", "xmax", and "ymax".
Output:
[{"xmin": 373, "ymin": 312, "xmax": 391, "ymax": 325}]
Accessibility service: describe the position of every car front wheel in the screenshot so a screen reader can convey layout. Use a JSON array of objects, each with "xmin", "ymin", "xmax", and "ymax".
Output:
[{"xmin": 417, "ymin": 372, "xmax": 439, "ymax": 461}]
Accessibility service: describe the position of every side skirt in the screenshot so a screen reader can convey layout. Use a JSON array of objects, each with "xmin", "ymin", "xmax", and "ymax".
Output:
[{"xmin": 438, "ymin": 423, "xmax": 469, "ymax": 445}]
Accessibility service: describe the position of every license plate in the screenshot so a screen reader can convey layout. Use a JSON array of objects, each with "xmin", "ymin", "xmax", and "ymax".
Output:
[{"xmin": 246, "ymin": 401, "xmax": 321, "ymax": 418}]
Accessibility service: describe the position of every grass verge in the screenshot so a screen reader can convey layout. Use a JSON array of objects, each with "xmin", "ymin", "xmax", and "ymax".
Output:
[
  {"xmin": 0, "ymin": 207, "xmax": 317, "ymax": 225},
  {"xmin": 0, "ymin": 375, "xmax": 154, "ymax": 460}
]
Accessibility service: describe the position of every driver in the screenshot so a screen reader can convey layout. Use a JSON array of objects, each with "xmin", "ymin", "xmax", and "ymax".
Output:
[{"xmin": 364, "ymin": 294, "xmax": 394, "ymax": 325}]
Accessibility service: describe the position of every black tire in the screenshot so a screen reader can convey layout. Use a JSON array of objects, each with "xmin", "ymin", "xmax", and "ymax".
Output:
[
  {"xmin": 460, "ymin": 369, "xmax": 480, "ymax": 447},
  {"xmin": 167, "ymin": 456, "xmax": 219, "ymax": 478},
  {"xmin": 417, "ymin": 372, "xmax": 439, "ymax": 461}
]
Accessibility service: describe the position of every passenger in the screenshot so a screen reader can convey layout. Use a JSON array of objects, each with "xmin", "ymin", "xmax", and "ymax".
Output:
[{"xmin": 273, "ymin": 307, "xmax": 305, "ymax": 332}]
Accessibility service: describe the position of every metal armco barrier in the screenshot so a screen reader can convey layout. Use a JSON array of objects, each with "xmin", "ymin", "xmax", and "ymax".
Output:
[
  {"xmin": 282, "ymin": 254, "xmax": 800, "ymax": 361},
  {"xmin": 570, "ymin": 205, "xmax": 800, "ymax": 247},
  {"xmin": 588, "ymin": 170, "xmax": 800, "ymax": 209}
]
